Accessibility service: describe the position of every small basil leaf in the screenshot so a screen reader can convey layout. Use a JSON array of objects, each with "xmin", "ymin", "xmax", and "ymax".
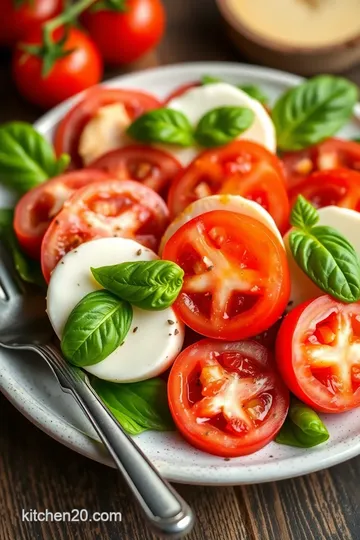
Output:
[
  {"xmin": 201, "ymin": 76, "xmax": 269, "ymax": 104},
  {"xmin": 238, "ymin": 84, "xmax": 269, "ymax": 105},
  {"xmin": 290, "ymin": 226, "xmax": 360, "ymax": 302},
  {"xmin": 53, "ymin": 153, "xmax": 71, "ymax": 176},
  {"xmin": 91, "ymin": 377, "xmax": 174, "ymax": 435},
  {"xmin": 0, "ymin": 122, "xmax": 69, "ymax": 193},
  {"xmin": 290, "ymin": 195, "xmax": 319, "ymax": 230},
  {"xmin": 0, "ymin": 208, "xmax": 44, "ymax": 286},
  {"xmin": 127, "ymin": 108, "xmax": 194, "ymax": 147},
  {"xmin": 91, "ymin": 260, "xmax": 184, "ymax": 310},
  {"xmin": 201, "ymin": 75, "xmax": 223, "ymax": 85},
  {"xmin": 276, "ymin": 398, "xmax": 329, "ymax": 448},
  {"xmin": 272, "ymin": 75, "xmax": 358, "ymax": 151},
  {"xmin": 61, "ymin": 291, "xmax": 133, "ymax": 366},
  {"xmin": 195, "ymin": 106, "xmax": 254, "ymax": 148}
]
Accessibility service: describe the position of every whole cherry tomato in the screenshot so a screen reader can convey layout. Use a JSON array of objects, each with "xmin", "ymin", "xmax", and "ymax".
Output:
[
  {"xmin": 0, "ymin": 0, "xmax": 62, "ymax": 47},
  {"xmin": 81, "ymin": 0, "xmax": 165, "ymax": 65},
  {"xmin": 12, "ymin": 26, "xmax": 103, "ymax": 109}
]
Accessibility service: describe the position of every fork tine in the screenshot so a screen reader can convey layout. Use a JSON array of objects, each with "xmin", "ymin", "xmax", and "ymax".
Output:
[{"xmin": 0, "ymin": 239, "xmax": 23, "ymax": 300}]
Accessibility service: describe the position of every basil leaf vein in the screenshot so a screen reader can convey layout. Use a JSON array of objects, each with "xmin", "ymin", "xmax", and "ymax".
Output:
[
  {"xmin": 272, "ymin": 75, "xmax": 358, "ymax": 151},
  {"xmin": 91, "ymin": 377, "xmax": 174, "ymax": 434},
  {"xmin": 195, "ymin": 106, "xmax": 254, "ymax": 147},
  {"xmin": 91, "ymin": 260, "xmax": 184, "ymax": 310},
  {"xmin": 61, "ymin": 290, "xmax": 133, "ymax": 366},
  {"xmin": 290, "ymin": 226, "xmax": 360, "ymax": 302},
  {"xmin": 0, "ymin": 122, "xmax": 69, "ymax": 193},
  {"xmin": 127, "ymin": 108, "xmax": 194, "ymax": 147}
]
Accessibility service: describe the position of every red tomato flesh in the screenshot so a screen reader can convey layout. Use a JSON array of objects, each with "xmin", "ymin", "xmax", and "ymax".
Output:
[
  {"xmin": 41, "ymin": 179, "xmax": 169, "ymax": 282},
  {"xmin": 289, "ymin": 168, "xmax": 360, "ymax": 212},
  {"xmin": 14, "ymin": 169, "xmax": 110, "ymax": 259},
  {"xmin": 276, "ymin": 295, "xmax": 360, "ymax": 413},
  {"xmin": 282, "ymin": 138, "xmax": 360, "ymax": 191},
  {"xmin": 167, "ymin": 140, "xmax": 290, "ymax": 234},
  {"xmin": 168, "ymin": 339, "xmax": 289, "ymax": 457},
  {"xmin": 89, "ymin": 145, "xmax": 182, "ymax": 197},
  {"xmin": 54, "ymin": 87, "xmax": 161, "ymax": 168},
  {"xmin": 162, "ymin": 210, "xmax": 290, "ymax": 340}
]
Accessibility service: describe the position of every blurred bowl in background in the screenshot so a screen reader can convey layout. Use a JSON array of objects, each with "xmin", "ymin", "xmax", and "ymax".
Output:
[{"xmin": 216, "ymin": 0, "xmax": 360, "ymax": 75}]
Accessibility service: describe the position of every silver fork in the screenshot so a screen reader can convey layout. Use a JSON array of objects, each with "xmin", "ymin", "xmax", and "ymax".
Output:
[{"xmin": 0, "ymin": 241, "xmax": 194, "ymax": 539}]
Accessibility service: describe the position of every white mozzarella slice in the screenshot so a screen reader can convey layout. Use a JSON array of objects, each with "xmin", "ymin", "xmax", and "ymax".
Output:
[
  {"xmin": 78, "ymin": 103, "xmax": 133, "ymax": 165},
  {"xmin": 47, "ymin": 237, "xmax": 184, "ymax": 382},
  {"xmin": 159, "ymin": 194, "xmax": 283, "ymax": 254},
  {"xmin": 285, "ymin": 206, "xmax": 360, "ymax": 308},
  {"xmin": 159, "ymin": 83, "xmax": 276, "ymax": 165}
]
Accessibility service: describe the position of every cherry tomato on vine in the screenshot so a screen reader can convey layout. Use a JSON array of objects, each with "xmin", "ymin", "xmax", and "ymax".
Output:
[
  {"xmin": 0, "ymin": 0, "xmax": 62, "ymax": 47},
  {"xmin": 81, "ymin": 0, "xmax": 165, "ymax": 65},
  {"xmin": 12, "ymin": 26, "xmax": 102, "ymax": 109}
]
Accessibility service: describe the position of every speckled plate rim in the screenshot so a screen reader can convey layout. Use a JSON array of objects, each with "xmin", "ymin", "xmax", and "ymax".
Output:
[{"xmin": 2, "ymin": 62, "xmax": 360, "ymax": 486}]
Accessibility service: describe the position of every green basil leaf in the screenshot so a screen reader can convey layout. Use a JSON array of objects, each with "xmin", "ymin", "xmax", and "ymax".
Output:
[
  {"xmin": 201, "ymin": 75, "xmax": 223, "ymax": 85},
  {"xmin": 0, "ymin": 209, "xmax": 44, "ymax": 287},
  {"xmin": 61, "ymin": 291, "xmax": 133, "ymax": 366},
  {"xmin": 127, "ymin": 108, "xmax": 194, "ymax": 146},
  {"xmin": 91, "ymin": 377, "xmax": 174, "ymax": 435},
  {"xmin": 238, "ymin": 84, "xmax": 269, "ymax": 105},
  {"xmin": 272, "ymin": 75, "xmax": 358, "ymax": 151},
  {"xmin": 276, "ymin": 398, "xmax": 329, "ymax": 448},
  {"xmin": 91, "ymin": 260, "xmax": 184, "ymax": 310},
  {"xmin": 290, "ymin": 226, "xmax": 360, "ymax": 302},
  {"xmin": 201, "ymin": 75, "xmax": 269, "ymax": 104},
  {"xmin": 0, "ymin": 122, "xmax": 69, "ymax": 194},
  {"xmin": 290, "ymin": 195, "xmax": 319, "ymax": 230},
  {"xmin": 195, "ymin": 106, "xmax": 254, "ymax": 148}
]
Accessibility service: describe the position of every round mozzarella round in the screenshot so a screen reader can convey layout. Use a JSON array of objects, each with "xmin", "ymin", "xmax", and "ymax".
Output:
[
  {"xmin": 159, "ymin": 194, "xmax": 283, "ymax": 254},
  {"xmin": 47, "ymin": 237, "xmax": 184, "ymax": 382},
  {"xmin": 285, "ymin": 206, "xmax": 360, "ymax": 308},
  {"xmin": 160, "ymin": 82, "xmax": 276, "ymax": 165}
]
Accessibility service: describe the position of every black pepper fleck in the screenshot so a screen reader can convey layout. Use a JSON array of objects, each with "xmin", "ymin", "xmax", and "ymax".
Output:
[
  {"xmin": 136, "ymin": 249, "xmax": 142, "ymax": 255},
  {"xmin": 174, "ymin": 329, "xmax": 179, "ymax": 335},
  {"xmin": 55, "ymin": 219, "xmax": 60, "ymax": 225},
  {"xmin": 133, "ymin": 327, "xmax": 138, "ymax": 333},
  {"xmin": 224, "ymin": 458, "xmax": 231, "ymax": 461},
  {"xmin": 169, "ymin": 333, "xmax": 172, "ymax": 336},
  {"xmin": 167, "ymin": 319, "xmax": 175, "ymax": 325},
  {"xmin": 207, "ymin": 265, "xmax": 214, "ymax": 271},
  {"xmin": 60, "ymin": 261, "xmax": 64, "ymax": 265}
]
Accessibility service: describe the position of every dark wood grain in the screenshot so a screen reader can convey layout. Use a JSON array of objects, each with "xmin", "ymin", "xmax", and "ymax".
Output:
[{"xmin": 1, "ymin": 1, "xmax": 360, "ymax": 539}]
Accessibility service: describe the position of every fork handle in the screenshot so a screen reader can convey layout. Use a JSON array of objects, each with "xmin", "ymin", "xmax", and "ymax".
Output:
[{"xmin": 35, "ymin": 344, "xmax": 194, "ymax": 539}]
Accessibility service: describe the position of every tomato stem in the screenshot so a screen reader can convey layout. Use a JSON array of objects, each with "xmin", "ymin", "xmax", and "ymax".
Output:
[{"xmin": 44, "ymin": 0, "xmax": 97, "ymax": 33}]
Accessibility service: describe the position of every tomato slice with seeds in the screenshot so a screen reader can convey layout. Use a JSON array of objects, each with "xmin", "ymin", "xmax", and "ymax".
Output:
[
  {"xmin": 289, "ymin": 168, "xmax": 360, "ymax": 212},
  {"xmin": 89, "ymin": 145, "xmax": 182, "ymax": 197},
  {"xmin": 282, "ymin": 138, "xmax": 360, "ymax": 191},
  {"xmin": 41, "ymin": 179, "xmax": 169, "ymax": 282},
  {"xmin": 54, "ymin": 87, "xmax": 161, "ymax": 168},
  {"xmin": 14, "ymin": 169, "xmax": 111, "ymax": 259},
  {"xmin": 168, "ymin": 339, "xmax": 289, "ymax": 457},
  {"xmin": 162, "ymin": 210, "xmax": 290, "ymax": 340},
  {"xmin": 167, "ymin": 140, "xmax": 290, "ymax": 233},
  {"xmin": 276, "ymin": 295, "xmax": 360, "ymax": 413}
]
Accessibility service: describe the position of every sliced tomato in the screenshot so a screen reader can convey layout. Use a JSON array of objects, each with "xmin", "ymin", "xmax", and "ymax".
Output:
[
  {"xmin": 14, "ymin": 169, "xmax": 110, "ymax": 259},
  {"xmin": 41, "ymin": 179, "xmax": 169, "ymax": 282},
  {"xmin": 162, "ymin": 210, "xmax": 290, "ymax": 340},
  {"xmin": 167, "ymin": 141, "xmax": 290, "ymax": 233},
  {"xmin": 282, "ymin": 138, "xmax": 360, "ymax": 191},
  {"xmin": 164, "ymin": 81, "xmax": 200, "ymax": 103},
  {"xmin": 289, "ymin": 168, "xmax": 360, "ymax": 211},
  {"xmin": 89, "ymin": 145, "xmax": 182, "ymax": 196},
  {"xmin": 54, "ymin": 87, "xmax": 161, "ymax": 168},
  {"xmin": 168, "ymin": 339, "xmax": 289, "ymax": 457},
  {"xmin": 276, "ymin": 295, "xmax": 360, "ymax": 413}
]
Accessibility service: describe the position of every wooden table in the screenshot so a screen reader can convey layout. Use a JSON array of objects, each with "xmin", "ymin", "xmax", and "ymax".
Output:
[{"xmin": 1, "ymin": 1, "xmax": 360, "ymax": 539}]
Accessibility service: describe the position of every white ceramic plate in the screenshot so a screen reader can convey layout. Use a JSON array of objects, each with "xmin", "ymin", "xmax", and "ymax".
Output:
[{"xmin": 2, "ymin": 62, "xmax": 360, "ymax": 486}]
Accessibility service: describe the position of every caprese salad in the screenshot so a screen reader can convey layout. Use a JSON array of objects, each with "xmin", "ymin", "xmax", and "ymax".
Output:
[{"xmin": 1, "ymin": 72, "xmax": 360, "ymax": 458}]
